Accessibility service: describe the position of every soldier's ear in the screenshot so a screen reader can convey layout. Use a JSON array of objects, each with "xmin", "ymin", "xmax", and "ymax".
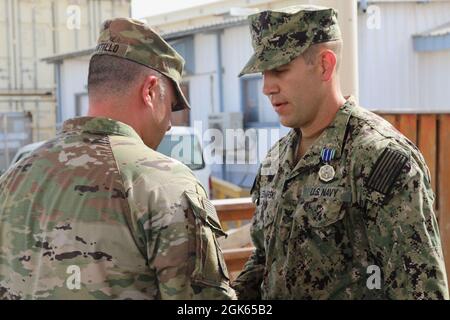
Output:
[
  {"xmin": 319, "ymin": 50, "xmax": 337, "ymax": 82},
  {"xmin": 141, "ymin": 75, "xmax": 159, "ymax": 108}
]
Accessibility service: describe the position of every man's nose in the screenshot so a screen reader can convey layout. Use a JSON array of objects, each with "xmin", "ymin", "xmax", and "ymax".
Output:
[{"xmin": 262, "ymin": 71, "xmax": 279, "ymax": 97}]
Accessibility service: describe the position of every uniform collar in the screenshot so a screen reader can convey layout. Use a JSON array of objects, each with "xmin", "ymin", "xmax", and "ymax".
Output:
[
  {"xmin": 61, "ymin": 117, "xmax": 143, "ymax": 142},
  {"xmin": 287, "ymin": 96, "xmax": 355, "ymax": 177}
]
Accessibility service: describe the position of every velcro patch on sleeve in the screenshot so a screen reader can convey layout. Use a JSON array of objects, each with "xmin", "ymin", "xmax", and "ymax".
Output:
[{"xmin": 367, "ymin": 148, "xmax": 409, "ymax": 195}]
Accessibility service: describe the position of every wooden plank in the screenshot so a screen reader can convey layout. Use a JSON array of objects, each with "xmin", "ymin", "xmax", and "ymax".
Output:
[
  {"xmin": 398, "ymin": 114, "xmax": 418, "ymax": 144},
  {"xmin": 439, "ymin": 114, "xmax": 450, "ymax": 288},
  {"xmin": 213, "ymin": 197, "xmax": 255, "ymax": 222},
  {"xmin": 219, "ymin": 224, "xmax": 252, "ymax": 249},
  {"xmin": 418, "ymin": 115, "xmax": 437, "ymax": 202},
  {"xmin": 211, "ymin": 176, "xmax": 250, "ymax": 199},
  {"xmin": 223, "ymin": 247, "xmax": 254, "ymax": 272}
]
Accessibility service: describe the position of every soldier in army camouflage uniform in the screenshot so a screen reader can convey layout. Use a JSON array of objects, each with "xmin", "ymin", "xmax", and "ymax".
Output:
[
  {"xmin": 0, "ymin": 18, "xmax": 235, "ymax": 300},
  {"xmin": 232, "ymin": 5, "xmax": 449, "ymax": 299}
]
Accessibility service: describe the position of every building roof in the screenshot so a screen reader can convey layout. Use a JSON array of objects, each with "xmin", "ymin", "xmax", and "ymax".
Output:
[
  {"xmin": 413, "ymin": 21, "xmax": 450, "ymax": 52},
  {"xmin": 161, "ymin": 16, "xmax": 248, "ymax": 39},
  {"xmin": 41, "ymin": 48, "xmax": 95, "ymax": 64},
  {"xmin": 42, "ymin": 17, "xmax": 248, "ymax": 63}
]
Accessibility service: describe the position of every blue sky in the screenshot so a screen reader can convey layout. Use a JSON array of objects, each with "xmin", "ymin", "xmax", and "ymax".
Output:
[{"xmin": 131, "ymin": 0, "xmax": 221, "ymax": 18}]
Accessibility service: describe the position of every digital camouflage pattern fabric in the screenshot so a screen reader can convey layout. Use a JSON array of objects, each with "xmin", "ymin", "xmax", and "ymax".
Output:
[
  {"xmin": 233, "ymin": 98, "xmax": 449, "ymax": 300},
  {"xmin": 93, "ymin": 17, "xmax": 190, "ymax": 111},
  {"xmin": 0, "ymin": 117, "xmax": 235, "ymax": 300},
  {"xmin": 239, "ymin": 5, "xmax": 341, "ymax": 76}
]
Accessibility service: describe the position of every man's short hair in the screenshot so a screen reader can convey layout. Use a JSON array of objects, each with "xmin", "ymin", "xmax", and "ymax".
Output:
[
  {"xmin": 87, "ymin": 55, "xmax": 166, "ymax": 98},
  {"xmin": 301, "ymin": 40, "xmax": 343, "ymax": 71}
]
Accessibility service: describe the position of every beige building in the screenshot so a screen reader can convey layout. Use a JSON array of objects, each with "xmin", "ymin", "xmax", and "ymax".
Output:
[{"xmin": 0, "ymin": 0, "xmax": 130, "ymax": 170}]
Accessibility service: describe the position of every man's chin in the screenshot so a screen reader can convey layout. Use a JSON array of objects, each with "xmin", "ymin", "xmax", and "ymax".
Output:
[{"xmin": 279, "ymin": 117, "xmax": 295, "ymax": 128}]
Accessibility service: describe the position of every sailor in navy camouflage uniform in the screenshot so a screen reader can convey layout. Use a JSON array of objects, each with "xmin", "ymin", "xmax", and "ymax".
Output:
[{"xmin": 232, "ymin": 5, "xmax": 449, "ymax": 299}]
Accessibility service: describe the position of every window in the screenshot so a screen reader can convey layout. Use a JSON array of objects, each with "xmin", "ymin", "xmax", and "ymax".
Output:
[{"xmin": 241, "ymin": 76, "xmax": 278, "ymax": 128}]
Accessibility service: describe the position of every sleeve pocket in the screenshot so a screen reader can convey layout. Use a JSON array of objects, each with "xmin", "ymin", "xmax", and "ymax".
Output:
[{"xmin": 184, "ymin": 191, "xmax": 230, "ymax": 289}]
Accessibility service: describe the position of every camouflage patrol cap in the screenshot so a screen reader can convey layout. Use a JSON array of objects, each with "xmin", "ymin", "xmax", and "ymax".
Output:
[
  {"xmin": 93, "ymin": 18, "xmax": 190, "ymax": 111},
  {"xmin": 239, "ymin": 5, "xmax": 341, "ymax": 76}
]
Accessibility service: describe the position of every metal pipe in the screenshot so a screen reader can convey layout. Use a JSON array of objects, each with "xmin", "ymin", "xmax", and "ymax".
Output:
[
  {"xmin": 3, "ymin": 114, "xmax": 10, "ymax": 166},
  {"xmin": 88, "ymin": 0, "xmax": 93, "ymax": 45},
  {"xmin": 311, "ymin": 0, "xmax": 359, "ymax": 99},
  {"xmin": 32, "ymin": 4, "xmax": 39, "ymax": 140},
  {"xmin": 32, "ymin": 6, "xmax": 38, "ymax": 91},
  {"xmin": 94, "ymin": 0, "xmax": 98, "ymax": 43},
  {"xmin": 54, "ymin": 63, "xmax": 62, "ymax": 124},
  {"xmin": 51, "ymin": 0, "xmax": 58, "ymax": 54},
  {"xmin": 216, "ymin": 31, "xmax": 224, "ymax": 113},
  {"xmin": 97, "ymin": 0, "xmax": 101, "ymax": 33},
  {"xmin": 4, "ymin": 0, "xmax": 12, "ymax": 109},
  {"xmin": 215, "ymin": 31, "xmax": 226, "ymax": 180},
  {"xmin": 17, "ymin": 0, "xmax": 24, "ymax": 109},
  {"xmin": 0, "ymin": 98, "xmax": 56, "ymax": 102},
  {"xmin": 10, "ymin": 0, "xmax": 18, "ymax": 111},
  {"xmin": 93, "ymin": 0, "xmax": 97, "ymax": 39},
  {"xmin": 10, "ymin": 0, "xmax": 17, "ymax": 90},
  {"xmin": 74, "ymin": 4, "xmax": 79, "ymax": 51},
  {"xmin": 0, "ymin": 91, "xmax": 53, "ymax": 96}
]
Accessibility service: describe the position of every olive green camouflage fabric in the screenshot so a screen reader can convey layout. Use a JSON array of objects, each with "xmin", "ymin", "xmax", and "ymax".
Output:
[
  {"xmin": 0, "ymin": 117, "xmax": 235, "ymax": 300},
  {"xmin": 232, "ymin": 98, "xmax": 449, "ymax": 299},
  {"xmin": 239, "ymin": 5, "xmax": 341, "ymax": 76},
  {"xmin": 93, "ymin": 18, "xmax": 190, "ymax": 112}
]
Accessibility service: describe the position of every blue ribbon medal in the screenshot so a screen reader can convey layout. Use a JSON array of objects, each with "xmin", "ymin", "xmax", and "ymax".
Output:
[{"xmin": 319, "ymin": 148, "xmax": 336, "ymax": 183}]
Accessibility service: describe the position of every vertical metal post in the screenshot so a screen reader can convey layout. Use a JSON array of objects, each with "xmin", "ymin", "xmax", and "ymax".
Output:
[
  {"xmin": 17, "ymin": 0, "xmax": 24, "ymax": 108},
  {"xmin": 32, "ymin": 4, "xmax": 40, "ymax": 141},
  {"xmin": 310, "ymin": 0, "xmax": 359, "ymax": 99},
  {"xmin": 51, "ymin": 0, "xmax": 59, "ymax": 54},
  {"xmin": 55, "ymin": 62, "xmax": 62, "ymax": 125},
  {"xmin": 216, "ymin": 30, "xmax": 227, "ymax": 180},
  {"xmin": 3, "ymin": 114, "xmax": 10, "ymax": 166}
]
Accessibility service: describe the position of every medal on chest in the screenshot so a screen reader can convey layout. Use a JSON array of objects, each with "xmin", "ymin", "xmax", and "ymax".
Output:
[{"xmin": 319, "ymin": 148, "xmax": 336, "ymax": 183}]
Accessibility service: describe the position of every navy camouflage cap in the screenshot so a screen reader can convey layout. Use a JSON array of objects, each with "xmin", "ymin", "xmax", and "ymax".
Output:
[
  {"xmin": 239, "ymin": 5, "xmax": 341, "ymax": 76},
  {"xmin": 93, "ymin": 18, "xmax": 190, "ymax": 111}
]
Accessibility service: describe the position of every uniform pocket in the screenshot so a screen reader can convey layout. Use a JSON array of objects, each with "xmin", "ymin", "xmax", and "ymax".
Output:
[
  {"xmin": 184, "ymin": 191, "xmax": 230, "ymax": 289},
  {"xmin": 305, "ymin": 199, "xmax": 346, "ymax": 228},
  {"xmin": 291, "ymin": 198, "xmax": 347, "ymax": 242}
]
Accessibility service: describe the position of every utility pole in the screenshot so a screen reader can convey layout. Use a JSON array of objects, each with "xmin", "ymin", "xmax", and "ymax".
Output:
[{"xmin": 310, "ymin": 0, "xmax": 359, "ymax": 100}]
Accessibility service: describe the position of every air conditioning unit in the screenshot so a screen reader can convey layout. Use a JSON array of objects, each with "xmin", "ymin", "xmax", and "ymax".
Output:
[
  {"xmin": 207, "ymin": 113, "xmax": 249, "ymax": 159},
  {"xmin": 208, "ymin": 112, "xmax": 243, "ymax": 132}
]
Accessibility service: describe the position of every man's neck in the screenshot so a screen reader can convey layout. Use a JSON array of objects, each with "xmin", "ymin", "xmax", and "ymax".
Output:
[
  {"xmin": 295, "ymin": 93, "xmax": 346, "ymax": 162},
  {"xmin": 88, "ymin": 101, "xmax": 144, "ymax": 138}
]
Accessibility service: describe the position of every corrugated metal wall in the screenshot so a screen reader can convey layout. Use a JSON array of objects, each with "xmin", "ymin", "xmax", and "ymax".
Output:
[
  {"xmin": 222, "ymin": 25, "xmax": 253, "ymax": 114},
  {"xmin": 0, "ymin": 0, "xmax": 130, "ymax": 149},
  {"xmin": 358, "ymin": 1, "xmax": 450, "ymax": 111}
]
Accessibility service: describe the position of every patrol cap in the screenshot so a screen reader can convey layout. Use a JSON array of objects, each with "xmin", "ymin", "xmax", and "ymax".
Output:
[
  {"xmin": 93, "ymin": 18, "xmax": 190, "ymax": 111},
  {"xmin": 239, "ymin": 5, "xmax": 341, "ymax": 76}
]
